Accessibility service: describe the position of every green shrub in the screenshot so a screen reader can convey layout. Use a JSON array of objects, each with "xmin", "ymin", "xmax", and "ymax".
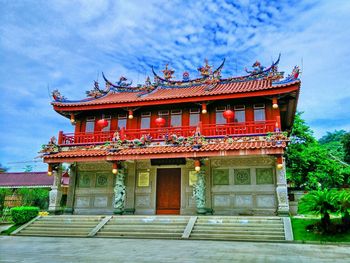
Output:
[
  {"xmin": 11, "ymin": 206, "xmax": 39, "ymax": 224},
  {"xmin": 17, "ymin": 188, "xmax": 49, "ymax": 210}
]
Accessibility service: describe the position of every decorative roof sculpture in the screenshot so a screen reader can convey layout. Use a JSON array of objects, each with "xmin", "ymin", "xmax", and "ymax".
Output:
[{"xmin": 51, "ymin": 54, "xmax": 299, "ymax": 104}]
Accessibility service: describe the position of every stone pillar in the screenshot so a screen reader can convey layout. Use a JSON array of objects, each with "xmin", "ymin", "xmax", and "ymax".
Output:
[
  {"xmin": 48, "ymin": 165, "xmax": 63, "ymax": 214},
  {"xmin": 64, "ymin": 163, "xmax": 77, "ymax": 214},
  {"xmin": 114, "ymin": 163, "xmax": 126, "ymax": 214},
  {"xmin": 276, "ymin": 159, "xmax": 290, "ymax": 216},
  {"xmin": 193, "ymin": 171, "xmax": 206, "ymax": 214}
]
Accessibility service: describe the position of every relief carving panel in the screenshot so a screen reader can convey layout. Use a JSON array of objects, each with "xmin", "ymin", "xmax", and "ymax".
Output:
[
  {"xmin": 235, "ymin": 195, "xmax": 253, "ymax": 208},
  {"xmin": 213, "ymin": 195, "xmax": 230, "ymax": 207},
  {"xmin": 256, "ymin": 195, "xmax": 276, "ymax": 208},
  {"xmin": 76, "ymin": 197, "xmax": 90, "ymax": 208}
]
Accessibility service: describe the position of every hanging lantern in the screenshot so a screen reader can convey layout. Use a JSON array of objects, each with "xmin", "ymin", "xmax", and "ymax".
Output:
[
  {"xmin": 47, "ymin": 164, "xmax": 53, "ymax": 176},
  {"xmin": 112, "ymin": 162, "xmax": 118, "ymax": 175},
  {"xmin": 155, "ymin": 117, "xmax": 166, "ymax": 127},
  {"xmin": 272, "ymin": 97, "xmax": 279, "ymax": 109},
  {"xmin": 277, "ymin": 156, "xmax": 283, "ymax": 170},
  {"xmin": 128, "ymin": 110, "xmax": 134, "ymax": 119},
  {"xmin": 223, "ymin": 109, "xmax": 234, "ymax": 122},
  {"xmin": 194, "ymin": 160, "xmax": 201, "ymax": 172},
  {"xmin": 70, "ymin": 113, "xmax": 75, "ymax": 124},
  {"xmin": 97, "ymin": 118, "xmax": 108, "ymax": 129},
  {"xmin": 201, "ymin": 103, "xmax": 207, "ymax": 114}
]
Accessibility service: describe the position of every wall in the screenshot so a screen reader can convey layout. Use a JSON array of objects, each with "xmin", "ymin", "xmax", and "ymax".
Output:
[{"xmin": 209, "ymin": 156, "xmax": 277, "ymax": 215}]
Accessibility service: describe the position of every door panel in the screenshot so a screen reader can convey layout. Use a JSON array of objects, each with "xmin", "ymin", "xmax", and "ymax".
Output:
[{"xmin": 156, "ymin": 168, "xmax": 181, "ymax": 214}]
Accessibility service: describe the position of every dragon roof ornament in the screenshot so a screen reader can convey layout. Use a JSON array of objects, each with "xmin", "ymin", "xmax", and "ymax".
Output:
[{"xmin": 51, "ymin": 54, "xmax": 299, "ymax": 103}]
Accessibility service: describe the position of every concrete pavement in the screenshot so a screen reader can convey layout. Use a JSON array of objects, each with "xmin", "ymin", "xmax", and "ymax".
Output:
[{"xmin": 0, "ymin": 236, "xmax": 349, "ymax": 262}]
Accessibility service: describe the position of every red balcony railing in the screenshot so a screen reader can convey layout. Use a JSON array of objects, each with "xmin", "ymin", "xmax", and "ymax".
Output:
[{"xmin": 58, "ymin": 120, "xmax": 276, "ymax": 146}]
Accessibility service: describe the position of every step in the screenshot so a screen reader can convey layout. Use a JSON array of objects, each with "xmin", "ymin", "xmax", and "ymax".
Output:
[
  {"xmin": 189, "ymin": 233, "xmax": 285, "ymax": 240},
  {"xmin": 96, "ymin": 232, "xmax": 182, "ymax": 238},
  {"xmin": 17, "ymin": 230, "xmax": 89, "ymax": 236}
]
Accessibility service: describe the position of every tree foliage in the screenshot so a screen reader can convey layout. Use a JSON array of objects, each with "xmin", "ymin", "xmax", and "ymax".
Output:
[
  {"xmin": 286, "ymin": 112, "xmax": 349, "ymax": 189},
  {"xmin": 343, "ymin": 132, "xmax": 350, "ymax": 164},
  {"xmin": 0, "ymin": 163, "xmax": 8, "ymax": 173},
  {"xmin": 298, "ymin": 189, "xmax": 338, "ymax": 232}
]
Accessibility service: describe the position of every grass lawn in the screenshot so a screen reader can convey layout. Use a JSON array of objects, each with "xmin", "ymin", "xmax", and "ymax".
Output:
[
  {"xmin": 0, "ymin": 224, "xmax": 20, "ymax": 235},
  {"xmin": 292, "ymin": 217, "xmax": 350, "ymax": 242}
]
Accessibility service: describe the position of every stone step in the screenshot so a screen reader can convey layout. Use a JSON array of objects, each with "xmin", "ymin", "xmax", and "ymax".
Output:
[
  {"xmin": 24, "ymin": 226, "xmax": 94, "ymax": 231},
  {"xmin": 189, "ymin": 233, "xmax": 285, "ymax": 240},
  {"xmin": 106, "ymin": 222, "xmax": 187, "ymax": 226},
  {"xmin": 17, "ymin": 230, "xmax": 89, "ymax": 236},
  {"xmin": 192, "ymin": 227, "xmax": 284, "ymax": 233},
  {"xmin": 96, "ymin": 232, "xmax": 182, "ymax": 238},
  {"xmin": 32, "ymin": 222, "xmax": 97, "ymax": 226},
  {"xmin": 197, "ymin": 219, "xmax": 282, "ymax": 225},
  {"xmin": 109, "ymin": 218, "xmax": 189, "ymax": 223},
  {"xmin": 194, "ymin": 223, "xmax": 283, "ymax": 228},
  {"xmin": 39, "ymin": 217, "xmax": 103, "ymax": 222},
  {"xmin": 103, "ymin": 225, "xmax": 185, "ymax": 230},
  {"xmin": 191, "ymin": 229, "xmax": 284, "ymax": 235},
  {"xmin": 101, "ymin": 227, "xmax": 184, "ymax": 233},
  {"xmin": 17, "ymin": 232, "xmax": 87, "ymax": 237}
]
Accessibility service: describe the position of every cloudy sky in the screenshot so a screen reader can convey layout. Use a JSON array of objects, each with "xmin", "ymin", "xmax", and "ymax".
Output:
[{"xmin": 1, "ymin": 0, "xmax": 349, "ymax": 172}]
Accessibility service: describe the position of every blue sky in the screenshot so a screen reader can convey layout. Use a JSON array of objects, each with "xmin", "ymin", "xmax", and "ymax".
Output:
[{"xmin": 1, "ymin": 0, "xmax": 349, "ymax": 172}]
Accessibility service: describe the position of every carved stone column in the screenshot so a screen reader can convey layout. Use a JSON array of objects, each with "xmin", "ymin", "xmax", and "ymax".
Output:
[
  {"xmin": 48, "ymin": 165, "xmax": 63, "ymax": 214},
  {"xmin": 114, "ymin": 164, "xmax": 126, "ymax": 214},
  {"xmin": 276, "ymin": 159, "xmax": 290, "ymax": 216},
  {"xmin": 193, "ymin": 171, "xmax": 206, "ymax": 214},
  {"xmin": 64, "ymin": 163, "xmax": 77, "ymax": 214}
]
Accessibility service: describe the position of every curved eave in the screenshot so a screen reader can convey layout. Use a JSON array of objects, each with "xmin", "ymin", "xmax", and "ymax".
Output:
[{"xmin": 53, "ymin": 80, "xmax": 300, "ymax": 112}]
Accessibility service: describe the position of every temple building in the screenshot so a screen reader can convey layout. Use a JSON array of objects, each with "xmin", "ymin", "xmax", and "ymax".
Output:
[{"xmin": 41, "ymin": 56, "xmax": 300, "ymax": 216}]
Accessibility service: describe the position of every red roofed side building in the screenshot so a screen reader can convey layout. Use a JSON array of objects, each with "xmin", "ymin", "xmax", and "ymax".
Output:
[
  {"xmin": 0, "ymin": 172, "xmax": 69, "ymax": 208},
  {"xmin": 42, "ymin": 56, "xmax": 300, "ymax": 216}
]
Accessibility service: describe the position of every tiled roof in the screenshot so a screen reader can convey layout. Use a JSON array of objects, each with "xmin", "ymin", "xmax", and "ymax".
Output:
[
  {"xmin": 44, "ymin": 140, "xmax": 287, "ymax": 160},
  {"xmin": 53, "ymin": 79, "xmax": 299, "ymax": 107},
  {"xmin": 0, "ymin": 172, "xmax": 53, "ymax": 187}
]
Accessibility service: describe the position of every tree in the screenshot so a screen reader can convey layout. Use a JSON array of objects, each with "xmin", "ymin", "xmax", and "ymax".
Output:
[
  {"xmin": 0, "ymin": 163, "xmax": 8, "ymax": 173},
  {"xmin": 343, "ymin": 132, "xmax": 350, "ymax": 164},
  {"xmin": 319, "ymin": 130, "xmax": 346, "ymax": 161},
  {"xmin": 335, "ymin": 190, "xmax": 350, "ymax": 227},
  {"xmin": 298, "ymin": 189, "xmax": 338, "ymax": 233},
  {"xmin": 285, "ymin": 112, "xmax": 346, "ymax": 189}
]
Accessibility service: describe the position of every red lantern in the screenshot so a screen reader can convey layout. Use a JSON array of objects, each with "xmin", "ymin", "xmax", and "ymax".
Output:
[
  {"xmin": 155, "ymin": 117, "xmax": 166, "ymax": 127},
  {"xmin": 223, "ymin": 109, "xmax": 234, "ymax": 121},
  {"xmin": 97, "ymin": 119, "xmax": 108, "ymax": 129}
]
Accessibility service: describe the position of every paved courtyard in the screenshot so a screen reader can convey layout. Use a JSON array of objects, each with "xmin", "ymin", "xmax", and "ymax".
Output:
[{"xmin": 0, "ymin": 236, "xmax": 349, "ymax": 262}]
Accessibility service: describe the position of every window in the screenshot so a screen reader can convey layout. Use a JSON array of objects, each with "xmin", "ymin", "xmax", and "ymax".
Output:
[
  {"xmin": 254, "ymin": 104, "xmax": 265, "ymax": 121},
  {"xmin": 234, "ymin": 105, "xmax": 245, "ymax": 123},
  {"xmin": 101, "ymin": 115, "xmax": 111, "ymax": 132},
  {"xmin": 117, "ymin": 114, "xmax": 127, "ymax": 129},
  {"xmin": 171, "ymin": 110, "xmax": 182, "ymax": 127},
  {"xmin": 141, "ymin": 112, "xmax": 151, "ymax": 129},
  {"xmin": 216, "ymin": 106, "xmax": 226, "ymax": 124},
  {"xmin": 189, "ymin": 108, "xmax": 200, "ymax": 126},
  {"xmin": 85, "ymin": 117, "xmax": 95, "ymax": 133},
  {"xmin": 159, "ymin": 110, "xmax": 170, "ymax": 127}
]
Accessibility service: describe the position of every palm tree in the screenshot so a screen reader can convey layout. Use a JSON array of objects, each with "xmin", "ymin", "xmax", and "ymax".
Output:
[
  {"xmin": 298, "ymin": 189, "xmax": 338, "ymax": 232},
  {"xmin": 336, "ymin": 190, "xmax": 350, "ymax": 227}
]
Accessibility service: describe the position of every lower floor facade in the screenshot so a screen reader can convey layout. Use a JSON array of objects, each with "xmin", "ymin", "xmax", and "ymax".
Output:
[{"xmin": 48, "ymin": 156, "xmax": 290, "ymax": 216}]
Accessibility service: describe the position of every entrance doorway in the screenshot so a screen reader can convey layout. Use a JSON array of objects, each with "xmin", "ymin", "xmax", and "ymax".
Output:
[{"xmin": 156, "ymin": 168, "xmax": 181, "ymax": 214}]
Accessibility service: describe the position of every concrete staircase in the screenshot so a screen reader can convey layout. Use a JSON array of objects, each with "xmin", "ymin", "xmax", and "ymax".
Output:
[
  {"xmin": 96, "ymin": 215, "xmax": 189, "ymax": 239},
  {"xmin": 189, "ymin": 216, "xmax": 286, "ymax": 241},
  {"xmin": 14, "ymin": 215, "xmax": 104, "ymax": 237},
  {"xmin": 13, "ymin": 215, "xmax": 292, "ymax": 241}
]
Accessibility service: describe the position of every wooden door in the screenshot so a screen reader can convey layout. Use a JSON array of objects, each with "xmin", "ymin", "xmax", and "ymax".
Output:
[{"xmin": 156, "ymin": 168, "xmax": 181, "ymax": 214}]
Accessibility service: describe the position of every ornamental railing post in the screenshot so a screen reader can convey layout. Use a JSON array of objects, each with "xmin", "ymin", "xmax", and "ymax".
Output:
[{"xmin": 58, "ymin": 131, "xmax": 63, "ymax": 145}]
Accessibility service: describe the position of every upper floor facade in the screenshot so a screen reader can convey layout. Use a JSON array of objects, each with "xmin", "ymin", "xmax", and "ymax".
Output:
[{"xmin": 49, "ymin": 57, "xmax": 300, "ymax": 149}]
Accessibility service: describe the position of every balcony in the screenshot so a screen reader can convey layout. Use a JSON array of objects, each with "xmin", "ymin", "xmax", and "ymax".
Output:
[{"xmin": 58, "ymin": 120, "xmax": 276, "ymax": 146}]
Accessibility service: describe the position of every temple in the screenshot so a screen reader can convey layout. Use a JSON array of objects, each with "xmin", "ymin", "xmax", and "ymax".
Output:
[{"xmin": 41, "ymin": 55, "xmax": 300, "ymax": 216}]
